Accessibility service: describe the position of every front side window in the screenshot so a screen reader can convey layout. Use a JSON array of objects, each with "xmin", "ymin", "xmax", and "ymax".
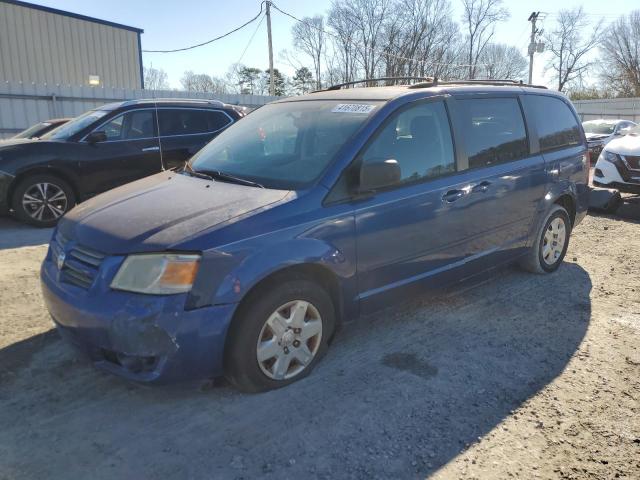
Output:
[
  {"xmin": 158, "ymin": 109, "xmax": 231, "ymax": 137},
  {"xmin": 190, "ymin": 100, "xmax": 380, "ymax": 189},
  {"xmin": 359, "ymin": 101, "xmax": 456, "ymax": 183},
  {"xmin": 99, "ymin": 110, "xmax": 156, "ymax": 141},
  {"xmin": 526, "ymin": 95, "xmax": 581, "ymax": 152},
  {"xmin": 457, "ymin": 98, "xmax": 528, "ymax": 169}
]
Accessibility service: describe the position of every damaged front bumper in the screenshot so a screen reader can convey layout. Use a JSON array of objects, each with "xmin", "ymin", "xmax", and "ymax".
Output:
[{"xmin": 40, "ymin": 250, "xmax": 237, "ymax": 384}]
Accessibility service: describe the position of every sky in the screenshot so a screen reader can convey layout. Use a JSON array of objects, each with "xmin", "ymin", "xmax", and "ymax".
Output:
[{"xmin": 25, "ymin": 0, "xmax": 635, "ymax": 90}]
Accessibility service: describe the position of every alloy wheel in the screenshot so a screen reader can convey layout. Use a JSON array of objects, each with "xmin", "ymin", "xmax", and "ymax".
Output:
[
  {"xmin": 21, "ymin": 182, "xmax": 68, "ymax": 222},
  {"xmin": 256, "ymin": 300, "xmax": 323, "ymax": 380}
]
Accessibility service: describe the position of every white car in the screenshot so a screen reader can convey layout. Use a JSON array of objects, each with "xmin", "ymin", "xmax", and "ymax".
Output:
[
  {"xmin": 583, "ymin": 119, "xmax": 636, "ymax": 159},
  {"xmin": 593, "ymin": 124, "xmax": 640, "ymax": 194}
]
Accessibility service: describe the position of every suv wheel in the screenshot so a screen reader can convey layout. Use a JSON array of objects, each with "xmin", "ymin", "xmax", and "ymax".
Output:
[
  {"xmin": 12, "ymin": 174, "xmax": 75, "ymax": 227},
  {"xmin": 520, "ymin": 205, "xmax": 571, "ymax": 274},
  {"xmin": 224, "ymin": 278, "xmax": 335, "ymax": 393}
]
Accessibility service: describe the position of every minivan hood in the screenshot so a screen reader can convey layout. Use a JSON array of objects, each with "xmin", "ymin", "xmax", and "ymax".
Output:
[
  {"xmin": 59, "ymin": 171, "xmax": 291, "ymax": 254},
  {"xmin": 606, "ymin": 134, "xmax": 640, "ymax": 156}
]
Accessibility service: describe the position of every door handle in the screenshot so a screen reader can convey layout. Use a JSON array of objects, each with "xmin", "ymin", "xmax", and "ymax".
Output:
[
  {"xmin": 471, "ymin": 181, "xmax": 491, "ymax": 193},
  {"xmin": 442, "ymin": 189, "xmax": 466, "ymax": 203},
  {"xmin": 142, "ymin": 146, "xmax": 160, "ymax": 152}
]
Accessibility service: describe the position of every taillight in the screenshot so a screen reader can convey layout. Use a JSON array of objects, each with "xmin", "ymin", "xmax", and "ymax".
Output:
[{"xmin": 584, "ymin": 151, "xmax": 591, "ymax": 184}]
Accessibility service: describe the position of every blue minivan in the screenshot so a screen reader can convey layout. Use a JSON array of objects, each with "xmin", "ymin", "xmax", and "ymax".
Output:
[{"xmin": 41, "ymin": 80, "xmax": 589, "ymax": 392}]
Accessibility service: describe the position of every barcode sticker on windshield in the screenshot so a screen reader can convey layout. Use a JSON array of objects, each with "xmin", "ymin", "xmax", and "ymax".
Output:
[{"xmin": 332, "ymin": 103, "xmax": 376, "ymax": 114}]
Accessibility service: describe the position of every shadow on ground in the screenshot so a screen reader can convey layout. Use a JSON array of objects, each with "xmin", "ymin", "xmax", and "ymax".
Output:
[
  {"xmin": 0, "ymin": 217, "xmax": 52, "ymax": 249},
  {"xmin": 616, "ymin": 194, "xmax": 640, "ymax": 222},
  {"xmin": 0, "ymin": 262, "xmax": 592, "ymax": 479}
]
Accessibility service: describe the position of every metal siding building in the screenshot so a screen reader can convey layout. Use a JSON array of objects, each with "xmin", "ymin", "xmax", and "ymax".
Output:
[{"xmin": 0, "ymin": 0, "xmax": 143, "ymax": 89}]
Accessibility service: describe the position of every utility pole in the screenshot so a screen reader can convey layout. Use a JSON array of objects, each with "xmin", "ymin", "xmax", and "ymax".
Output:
[
  {"xmin": 528, "ymin": 11, "xmax": 540, "ymax": 84},
  {"xmin": 266, "ymin": 1, "xmax": 275, "ymax": 96}
]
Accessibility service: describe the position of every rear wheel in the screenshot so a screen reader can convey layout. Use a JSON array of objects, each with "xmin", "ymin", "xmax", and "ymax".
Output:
[
  {"xmin": 519, "ymin": 205, "xmax": 571, "ymax": 274},
  {"xmin": 224, "ymin": 278, "xmax": 335, "ymax": 393},
  {"xmin": 11, "ymin": 174, "xmax": 75, "ymax": 227}
]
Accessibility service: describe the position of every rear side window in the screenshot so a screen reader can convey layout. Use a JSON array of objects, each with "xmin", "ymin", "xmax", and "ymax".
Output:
[
  {"xmin": 457, "ymin": 98, "xmax": 528, "ymax": 169},
  {"xmin": 158, "ymin": 109, "xmax": 231, "ymax": 137},
  {"xmin": 360, "ymin": 101, "xmax": 455, "ymax": 184},
  {"xmin": 525, "ymin": 95, "xmax": 581, "ymax": 152}
]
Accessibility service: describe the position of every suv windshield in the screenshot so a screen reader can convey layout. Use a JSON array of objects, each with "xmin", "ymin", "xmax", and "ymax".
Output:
[
  {"xmin": 190, "ymin": 100, "xmax": 380, "ymax": 189},
  {"xmin": 42, "ymin": 110, "xmax": 109, "ymax": 140},
  {"xmin": 583, "ymin": 122, "xmax": 616, "ymax": 135}
]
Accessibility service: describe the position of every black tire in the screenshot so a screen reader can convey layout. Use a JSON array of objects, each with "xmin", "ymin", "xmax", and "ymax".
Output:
[
  {"xmin": 11, "ymin": 174, "xmax": 75, "ymax": 227},
  {"xmin": 224, "ymin": 277, "xmax": 335, "ymax": 393},
  {"xmin": 519, "ymin": 205, "xmax": 571, "ymax": 274}
]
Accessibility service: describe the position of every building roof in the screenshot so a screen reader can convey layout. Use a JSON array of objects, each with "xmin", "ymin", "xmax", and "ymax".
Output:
[{"xmin": 1, "ymin": 0, "xmax": 144, "ymax": 33}]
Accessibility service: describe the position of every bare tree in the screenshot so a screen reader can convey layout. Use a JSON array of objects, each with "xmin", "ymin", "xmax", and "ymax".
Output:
[
  {"xmin": 337, "ymin": 0, "xmax": 393, "ymax": 80},
  {"xmin": 291, "ymin": 15, "xmax": 326, "ymax": 89},
  {"xmin": 143, "ymin": 66, "xmax": 169, "ymax": 90},
  {"xmin": 461, "ymin": 0, "xmax": 509, "ymax": 79},
  {"xmin": 327, "ymin": 3, "xmax": 358, "ymax": 83},
  {"xmin": 600, "ymin": 10, "xmax": 640, "ymax": 97},
  {"xmin": 545, "ymin": 7, "xmax": 602, "ymax": 92},
  {"xmin": 481, "ymin": 43, "xmax": 527, "ymax": 80},
  {"xmin": 180, "ymin": 71, "xmax": 227, "ymax": 93},
  {"xmin": 381, "ymin": 0, "xmax": 459, "ymax": 79}
]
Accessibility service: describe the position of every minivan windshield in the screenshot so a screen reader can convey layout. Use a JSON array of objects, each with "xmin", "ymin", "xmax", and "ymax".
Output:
[
  {"xmin": 42, "ymin": 110, "xmax": 109, "ymax": 140},
  {"xmin": 190, "ymin": 100, "xmax": 381, "ymax": 189},
  {"xmin": 582, "ymin": 121, "xmax": 616, "ymax": 135}
]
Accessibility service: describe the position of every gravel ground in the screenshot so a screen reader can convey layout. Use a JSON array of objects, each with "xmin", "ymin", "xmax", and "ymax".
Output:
[{"xmin": 0, "ymin": 196, "xmax": 639, "ymax": 480}]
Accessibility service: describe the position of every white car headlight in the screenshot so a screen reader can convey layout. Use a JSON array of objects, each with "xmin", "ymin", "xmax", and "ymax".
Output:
[
  {"xmin": 111, "ymin": 253, "xmax": 201, "ymax": 295},
  {"xmin": 603, "ymin": 150, "xmax": 619, "ymax": 163}
]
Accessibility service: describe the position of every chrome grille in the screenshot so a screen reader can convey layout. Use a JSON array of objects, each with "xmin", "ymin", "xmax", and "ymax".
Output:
[{"xmin": 52, "ymin": 232, "xmax": 106, "ymax": 290}]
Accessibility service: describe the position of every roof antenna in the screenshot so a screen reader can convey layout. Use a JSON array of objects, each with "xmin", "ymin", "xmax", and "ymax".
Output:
[{"xmin": 152, "ymin": 87, "xmax": 165, "ymax": 171}]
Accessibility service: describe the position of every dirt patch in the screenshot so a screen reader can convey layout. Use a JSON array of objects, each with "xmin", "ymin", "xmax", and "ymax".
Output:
[{"xmin": 0, "ymin": 210, "xmax": 638, "ymax": 479}]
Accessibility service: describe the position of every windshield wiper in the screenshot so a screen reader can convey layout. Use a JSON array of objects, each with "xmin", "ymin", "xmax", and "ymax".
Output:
[
  {"xmin": 181, "ymin": 162, "xmax": 214, "ymax": 181},
  {"xmin": 181, "ymin": 163, "xmax": 264, "ymax": 188},
  {"xmin": 198, "ymin": 169, "xmax": 264, "ymax": 188}
]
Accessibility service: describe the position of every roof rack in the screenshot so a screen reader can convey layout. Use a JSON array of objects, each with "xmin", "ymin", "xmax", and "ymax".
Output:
[
  {"xmin": 121, "ymin": 98, "xmax": 226, "ymax": 107},
  {"xmin": 408, "ymin": 78, "xmax": 547, "ymax": 89},
  {"xmin": 322, "ymin": 77, "xmax": 435, "ymax": 91}
]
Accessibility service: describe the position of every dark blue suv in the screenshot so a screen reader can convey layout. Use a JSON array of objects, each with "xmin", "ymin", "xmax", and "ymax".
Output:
[{"xmin": 40, "ymin": 80, "xmax": 589, "ymax": 392}]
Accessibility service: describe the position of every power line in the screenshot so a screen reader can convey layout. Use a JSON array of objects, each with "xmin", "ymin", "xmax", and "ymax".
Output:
[
  {"xmin": 236, "ymin": 12, "xmax": 266, "ymax": 66},
  {"xmin": 143, "ymin": 2, "xmax": 266, "ymax": 53}
]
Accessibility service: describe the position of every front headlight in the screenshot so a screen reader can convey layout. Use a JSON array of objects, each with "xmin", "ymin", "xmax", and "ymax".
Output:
[
  {"xmin": 603, "ymin": 150, "xmax": 619, "ymax": 163},
  {"xmin": 111, "ymin": 253, "xmax": 200, "ymax": 295}
]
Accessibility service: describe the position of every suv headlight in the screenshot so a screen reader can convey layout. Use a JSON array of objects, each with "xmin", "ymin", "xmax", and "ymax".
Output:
[{"xmin": 111, "ymin": 253, "xmax": 200, "ymax": 295}]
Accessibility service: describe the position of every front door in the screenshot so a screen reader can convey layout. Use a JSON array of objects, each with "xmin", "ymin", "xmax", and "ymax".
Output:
[
  {"xmin": 353, "ymin": 99, "xmax": 478, "ymax": 312},
  {"xmin": 81, "ymin": 109, "xmax": 162, "ymax": 195}
]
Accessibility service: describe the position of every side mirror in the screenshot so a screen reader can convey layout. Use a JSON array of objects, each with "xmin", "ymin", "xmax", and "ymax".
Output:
[
  {"xmin": 359, "ymin": 159, "xmax": 401, "ymax": 192},
  {"xmin": 86, "ymin": 131, "xmax": 107, "ymax": 144}
]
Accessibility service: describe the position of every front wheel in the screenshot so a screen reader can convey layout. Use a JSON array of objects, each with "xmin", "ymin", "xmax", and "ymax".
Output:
[
  {"xmin": 224, "ymin": 278, "xmax": 335, "ymax": 393},
  {"xmin": 11, "ymin": 174, "xmax": 75, "ymax": 227},
  {"xmin": 519, "ymin": 205, "xmax": 571, "ymax": 274}
]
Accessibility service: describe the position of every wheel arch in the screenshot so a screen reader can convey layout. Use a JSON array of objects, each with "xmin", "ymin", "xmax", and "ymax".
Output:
[
  {"xmin": 235, "ymin": 262, "xmax": 345, "ymax": 328},
  {"xmin": 8, "ymin": 166, "xmax": 80, "ymax": 206},
  {"xmin": 553, "ymin": 193, "xmax": 576, "ymax": 227}
]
